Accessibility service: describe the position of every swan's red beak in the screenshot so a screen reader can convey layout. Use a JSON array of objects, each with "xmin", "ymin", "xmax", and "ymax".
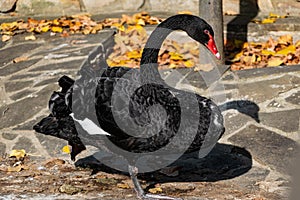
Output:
[{"xmin": 205, "ymin": 34, "xmax": 221, "ymax": 60}]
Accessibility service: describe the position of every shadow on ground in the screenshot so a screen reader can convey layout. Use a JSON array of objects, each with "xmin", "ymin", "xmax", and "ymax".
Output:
[{"xmin": 75, "ymin": 143, "xmax": 252, "ymax": 184}]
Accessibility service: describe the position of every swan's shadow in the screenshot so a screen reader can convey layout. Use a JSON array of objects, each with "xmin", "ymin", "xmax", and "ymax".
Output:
[{"xmin": 75, "ymin": 143, "xmax": 252, "ymax": 183}]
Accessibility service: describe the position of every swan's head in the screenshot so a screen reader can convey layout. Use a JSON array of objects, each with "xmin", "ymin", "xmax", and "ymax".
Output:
[{"xmin": 185, "ymin": 17, "xmax": 221, "ymax": 60}]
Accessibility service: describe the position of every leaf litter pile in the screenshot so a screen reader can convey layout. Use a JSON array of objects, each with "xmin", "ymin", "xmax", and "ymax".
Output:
[
  {"xmin": 1, "ymin": 12, "xmax": 300, "ymax": 71},
  {"xmin": 0, "ymin": 149, "xmax": 135, "ymax": 197},
  {"xmin": 227, "ymin": 34, "xmax": 300, "ymax": 70}
]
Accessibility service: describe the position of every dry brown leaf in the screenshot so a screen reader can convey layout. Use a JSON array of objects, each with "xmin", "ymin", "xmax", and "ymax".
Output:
[
  {"xmin": 7, "ymin": 165, "xmax": 29, "ymax": 172},
  {"xmin": 168, "ymin": 63, "xmax": 177, "ymax": 69},
  {"xmin": 278, "ymin": 35, "xmax": 293, "ymax": 45},
  {"xmin": 2, "ymin": 35, "xmax": 11, "ymax": 42},
  {"xmin": 44, "ymin": 158, "xmax": 65, "ymax": 168},
  {"xmin": 177, "ymin": 10, "xmax": 193, "ymax": 15},
  {"xmin": 13, "ymin": 56, "xmax": 29, "ymax": 63},
  {"xmin": 117, "ymin": 183, "xmax": 130, "ymax": 189}
]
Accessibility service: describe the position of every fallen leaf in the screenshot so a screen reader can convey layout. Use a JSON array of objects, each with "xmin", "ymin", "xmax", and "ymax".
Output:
[
  {"xmin": 51, "ymin": 26, "xmax": 63, "ymax": 33},
  {"xmin": 268, "ymin": 57, "xmax": 284, "ymax": 67},
  {"xmin": 126, "ymin": 50, "xmax": 141, "ymax": 59},
  {"xmin": 261, "ymin": 50, "xmax": 275, "ymax": 56},
  {"xmin": 117, "ymin": 183, "xmax": 130, "ymax": 189},
  {"xmin": 149, "ymin": 187, "xmax": 163, "ymax": 194},
  {"xmin": 96, "ymin": 177, "xmax": 118, "ymax": 185},
  {"xmin": 60, "ymin": 30, "xmax": 70, "ymax": 37},
  {"xmin": 278, "ymin": 35, "xmax": 293, "ymax": 45},
  {"xmin": 269, "ymin": 13, "xmax": 281, "ymax": 19},
  {"xmin": 276, "ymin": 45, "xmax": 296, "ymax": 56},
  {"xmin": 269, "ymin": 12, "xmax": 287, "ymax": 19},
  {"xmin": 177, "ymin": 10, "xmax": 192, "ymax": 15},
  {"xmin": 137, "ymin": 18, "xmax": 145, "ymax": 26},
  {"xmin": 230, "ymin": 51, "xmax": 244, "ymax": 62},
  {"xmin": 241, "ymin": 55, "xmax": 252, "ymax": 64},
  {"xmin": 169, "ymin": 52, "xmax": 183, "ymax": 60},
  {"xmin": 62, "ymin": 145, "xmax": 71, "ymax": 154},
  {"xmin": 7, "ymin": 164, "xmax": 29, "ymax": 172},
  {"xmin": 41, "ymin": 26, "xmax": 50, "ymax": 33},
  {"xmin": 9, "ymin": 149, "xmax": 26, "ymax": 160},
  {"xmin": 52, "ymin": 19, "xmax": 60, "ymax": 26},
  {"xmin": 13, "ymin": 56, "xmax": 29, "ymax": 63},
  {"xmin": 44, "ymin": 158, "xmax": 65, "ymax": 168},
  {"xmin": 168, "ymin": 63, "xmax": 177, "ymax": 69},
  {"xmin": 183, "ymin": 59, "xmax": 194, "ymax": 68},
  {"xmin": 25, "ymin": 35, "xmax": 36, "ymax": 41},
  {"xmin": 2, "ymin": 35, "xmax": 11, "ymax": 42},
  {"xmin": 59, "ymin": 184, "xmax": 82, "ymax": 195},
  {"xmin": 261, "ymin": 18, "xmax": 276, "ymax": 24}
]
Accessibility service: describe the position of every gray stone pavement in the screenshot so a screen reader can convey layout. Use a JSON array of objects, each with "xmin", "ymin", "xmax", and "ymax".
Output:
[{"xmin": 0, "ymin": 22, "xmax": 300, "ymax": 199}]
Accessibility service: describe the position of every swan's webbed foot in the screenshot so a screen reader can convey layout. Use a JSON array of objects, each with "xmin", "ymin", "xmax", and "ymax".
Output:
[{"xmin": 128, "ymin": 165, "xmax": 183, "ymax": 200}]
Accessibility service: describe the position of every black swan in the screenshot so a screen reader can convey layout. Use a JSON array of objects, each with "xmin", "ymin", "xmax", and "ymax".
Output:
[{"xmin": 34, "ymin": 14, "xmax": 226, "ymax": 200}]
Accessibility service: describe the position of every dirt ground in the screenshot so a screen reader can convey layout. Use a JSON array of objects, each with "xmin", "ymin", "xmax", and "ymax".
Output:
[{"xmin": 0, "ymin": 151, "xmax": 283, "ymax": 200}]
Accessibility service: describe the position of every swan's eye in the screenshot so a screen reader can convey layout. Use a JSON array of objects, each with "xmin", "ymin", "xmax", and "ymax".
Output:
[{"xmin": 204, "ymin": 29, "xmax": 210, "ymax": 35}]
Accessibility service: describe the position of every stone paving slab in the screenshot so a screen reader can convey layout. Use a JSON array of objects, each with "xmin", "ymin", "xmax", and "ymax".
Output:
[{"xmin": 0, "ymin": 26, "xmax": 299, "ymax": 199}]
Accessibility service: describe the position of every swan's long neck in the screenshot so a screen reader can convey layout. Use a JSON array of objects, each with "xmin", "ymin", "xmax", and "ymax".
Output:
[
  {"xmin": 140, "ymin": 27, "xmax": 172, "ymax": 83},
  {"xmin": 141, "ymin": 27, "xmax": 172, "ymax": 65},
  {"xmin": 140, "ymin": 15, "xmax": 192, "ymax": 83}
]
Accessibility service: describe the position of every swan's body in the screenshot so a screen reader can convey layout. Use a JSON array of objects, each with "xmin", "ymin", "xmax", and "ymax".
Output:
[
  {"xmin": 34, "ymin": 14, "xmax": 224, "ymax": 200},
  {"xmin": 94, "ymin": 66, "xmax": 224, "ymax": 154}
]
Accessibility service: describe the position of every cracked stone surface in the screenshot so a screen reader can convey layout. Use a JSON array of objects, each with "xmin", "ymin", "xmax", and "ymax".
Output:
[
  {"xmin": 228, "ymin": 125, "xmax": 299, "ymax": 175},
  {"xmin": 0, "ymin": 27, "xmax": 299, "ymax": 200}
]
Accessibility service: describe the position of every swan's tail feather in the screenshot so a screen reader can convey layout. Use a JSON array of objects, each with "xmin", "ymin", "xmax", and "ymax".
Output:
[{"xmin": 33, "ymin": 76, "xmax": 86, "ymax": 160}]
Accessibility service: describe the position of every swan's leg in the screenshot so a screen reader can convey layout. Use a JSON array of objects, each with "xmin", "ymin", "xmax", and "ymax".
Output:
[{"xmin": 128, "ymin": 165, "xmax": 183, "ymax": 200}]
